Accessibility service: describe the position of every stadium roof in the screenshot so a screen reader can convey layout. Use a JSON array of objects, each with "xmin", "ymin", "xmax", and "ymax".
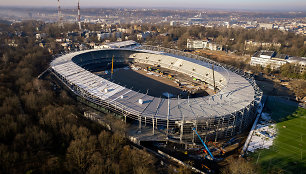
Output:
[{"xmin": 51, "ymin": 48, "xmax": 257, "ymax": 121}]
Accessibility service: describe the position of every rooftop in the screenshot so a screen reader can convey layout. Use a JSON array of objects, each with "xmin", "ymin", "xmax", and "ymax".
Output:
[
  {"xmin": 51, "ymin": 48, "xmax": 258, "ymax": 121},
  {"xmin": 288, "ymin": 57, "xmax": 306, "ymax": 65},
  {"xmin": 104, "ymin": 40, "xmax": 138, "ymax": 48},
  {"xmin": 274, "ymin": 53, "xmax": 288, "ymax": 60}
]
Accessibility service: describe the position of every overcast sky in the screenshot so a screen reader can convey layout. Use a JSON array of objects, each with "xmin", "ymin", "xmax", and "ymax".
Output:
[{"xmin": 0, "ymin": 0, "xmax": 305, "ymax": 11}]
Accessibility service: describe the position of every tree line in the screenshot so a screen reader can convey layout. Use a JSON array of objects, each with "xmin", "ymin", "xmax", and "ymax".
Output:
[
  {"xmin": 0, "ymin": 21, "xmax": 186, "ymax": 174},
  {"xmin": 141, "ymin": 25, "xmax": 306, "ymax": 57}
]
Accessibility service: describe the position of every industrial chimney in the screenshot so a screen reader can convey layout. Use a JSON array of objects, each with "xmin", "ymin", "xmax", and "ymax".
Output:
[
  {"xmin": 57, "ymin": 0, "xmax": 63, "ymax": 27},
  {"xmin": 78, "ymin": 0, "xmax": 82, "ymax": 30}
]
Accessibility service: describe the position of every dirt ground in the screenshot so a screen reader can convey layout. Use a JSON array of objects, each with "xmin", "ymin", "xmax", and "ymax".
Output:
[
  {"xmin": 193, "ymin": 49, "xmax": 251, "ymax": 63},
  {"xmin": 95, "ymin": 63, "xmax": 214, "ymax": 98},
  {"xmin": 132, "ymin": 63, "xmax": 215, "ymax": 95}
]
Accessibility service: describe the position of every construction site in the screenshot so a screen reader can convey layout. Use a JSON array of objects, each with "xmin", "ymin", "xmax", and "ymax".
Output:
[
  {"xmin": 49, "ymin": 42, "xmax": 263, "ymax": 172},
  {"xmin": 95, "ymin": 62, "xmax": 213, "ymax": 98}
]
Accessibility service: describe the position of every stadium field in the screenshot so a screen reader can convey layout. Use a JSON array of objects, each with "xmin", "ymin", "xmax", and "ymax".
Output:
[{"xmin": 251, "ymin": 97, "xmax": 306, "ymax": 174}]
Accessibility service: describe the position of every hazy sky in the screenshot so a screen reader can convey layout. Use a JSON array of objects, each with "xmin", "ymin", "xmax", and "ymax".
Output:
[{"xmin": 0, "ymin": 0, "xmax": 305, "ymax": 11}]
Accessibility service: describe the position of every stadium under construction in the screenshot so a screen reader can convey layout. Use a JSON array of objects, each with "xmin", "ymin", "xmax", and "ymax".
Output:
[{"xmin": 50, "ymin": 41, "xmax": 263, "ymax": 144}]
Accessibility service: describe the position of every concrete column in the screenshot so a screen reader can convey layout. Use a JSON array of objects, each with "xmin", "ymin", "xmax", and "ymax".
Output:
[
  {"xmin": 192, "ymin": 122, "xmax": 195, "ymax": 144},
  {"xmin": 204, "ymin": 120, "xmax": 209, "ymax": 142},
  {"xmin": 180, "ymin": 119, "xmax": 184, "ymax": 143},
  {"xmin": 231, "ymin": 113, "xmax": 236, "ymax": 136},
  {"xmin": 123, "ymin": 107, "xmax": 126, "ymax": 123},
  {"xmin": 138, "ymin": 115, "xmax": 141, "ymax": 132},
  {"xmin": 166, "ymin": 117, "xmax": 169, "ymax": 138},
  {"xmin": 156, "ymin": 118, "xmax": 158, "ymax": 129},
  {"xmin": 239, "ymin": 109, "xmax": 245, "ymax": 133},
  {"xmin": 215, "ymin": 117, "xmax": 219, "ymax": 142},
  {"xmin": 167, "ymin": 95, "xmax": 170, "ymax": 138},
  {"xmin": 152, "ymin": 117, "xmax": 155, "ymax": 135}
]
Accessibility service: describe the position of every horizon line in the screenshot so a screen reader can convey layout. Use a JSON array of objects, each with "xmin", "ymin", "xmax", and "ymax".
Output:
[{"xmin": 0, "ymin": 5, "xmax": 306, "ymax": 13}]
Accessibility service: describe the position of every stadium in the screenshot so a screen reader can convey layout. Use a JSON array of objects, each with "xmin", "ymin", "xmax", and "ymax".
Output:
[{"xmin": 50, "ymin": 41, "xmax": 263, "ymax": 143}]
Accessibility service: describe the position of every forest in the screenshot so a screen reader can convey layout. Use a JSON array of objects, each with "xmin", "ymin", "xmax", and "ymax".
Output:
[{"xmin": 0, "ymin": 22, "xmax": 182, "ymax": 174}]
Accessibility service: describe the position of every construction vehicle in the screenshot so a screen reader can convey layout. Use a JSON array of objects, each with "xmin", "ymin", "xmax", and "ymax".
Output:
[{"xmin": 207, "ymin": 141, "xmax": 226, "ymax": 156}]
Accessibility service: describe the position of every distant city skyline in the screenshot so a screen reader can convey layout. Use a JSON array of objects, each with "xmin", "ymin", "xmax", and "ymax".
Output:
[{"xmin": 0, "ymin": 0, "xmax": 306, "ymax": 11}]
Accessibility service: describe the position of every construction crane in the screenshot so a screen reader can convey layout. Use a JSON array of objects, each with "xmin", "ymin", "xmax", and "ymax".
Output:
[
  {"xmin": 192, "ymin": 128, "xmax": 214, "ymax": 160},
  {"xmin": 111, "ymin": 55, "xmax": 114, "ymax": 79},
  {"xmin": 111, "ymin": 55, "xmax": 114, "ymax": 74}
]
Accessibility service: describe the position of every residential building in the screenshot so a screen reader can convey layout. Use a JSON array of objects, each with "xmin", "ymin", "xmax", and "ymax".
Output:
[
  {"xmin": 170, "ymin": 21, "xmax": 178, "ymax": 26},
  {"xmin": 187, "ymin": 39, "xmax": 209, "ymax": 49},
  {"xmin": 137, "ymin": 31, "xmax": 152, "ymax": 40},
  {"xmin": 258, "ymin": 23, "xmax": 274, "ymax": 30},
  {"xmin": 117, "ymin": 28, "xmax": 133, "ymax": 34},
  {"xmin": 187, "ymin": 39, "xmax": 223, "ymax": 51},
  {"xmin": 245, "ymin": 40, "xmax": 281, "ymax": 50}
]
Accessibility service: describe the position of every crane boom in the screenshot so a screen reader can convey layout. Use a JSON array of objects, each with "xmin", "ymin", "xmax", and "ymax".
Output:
[
  {"xmin": 192, "ymin": 128, "xmax": 214, "ymax": 160},
  {"xmin": 111, "ymin": 55, "xmax": 114, "ymax": 74}
]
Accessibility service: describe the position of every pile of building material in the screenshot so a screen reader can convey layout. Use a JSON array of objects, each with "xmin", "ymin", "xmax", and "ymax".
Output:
[{"xmin": 131, "ymin": 64, "xmax": 141, "ymax": 70}]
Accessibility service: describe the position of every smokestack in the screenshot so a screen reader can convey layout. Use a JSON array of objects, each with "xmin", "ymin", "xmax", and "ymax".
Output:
[
  {"xmin": 78, "ymin": 0, "xmax": 81, "ymax": 30},
  {"xmin": 57, "ymin": 0, "xmax": 63, "ymax": 27}
]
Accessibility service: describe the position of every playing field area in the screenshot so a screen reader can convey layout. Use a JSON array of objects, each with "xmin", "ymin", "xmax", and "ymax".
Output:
[{"xmin": 250, "ymin": 97, "xmax": 306, "ymax": 174}]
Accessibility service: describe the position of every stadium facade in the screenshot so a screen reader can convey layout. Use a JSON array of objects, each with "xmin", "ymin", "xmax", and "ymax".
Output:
[{"xmin": 50, "ymin": 41, "xmax": 263, "ymax": 143}]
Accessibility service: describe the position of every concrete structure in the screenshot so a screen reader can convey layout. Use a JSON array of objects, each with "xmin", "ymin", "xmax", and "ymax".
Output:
[
  {"xmin": 250, "ymin": 50, "xmax": 305, "ymax": 72},
  {"xmin": 250, "ymin": 50, "xmax": 287, "ymax": 69},
  {"xmin": 50, "ymin": 42, "xmax": 262, "ymax": 143},
  {"xmin": 94, "ymin": 40, "xmax": 138, "ymax": 49},
  {"xmin": 287, "ymin": 57, "xmax": 306, "ymax": 73}
]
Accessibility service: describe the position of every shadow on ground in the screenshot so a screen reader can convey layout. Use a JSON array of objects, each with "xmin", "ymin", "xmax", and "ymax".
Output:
[
  {"xmin": 255, "ymin": 76, "xmax": 294, "ymax": 97},
  {"xmin": 250, "ymin": 96, "xmax": 306, "ymax": 174},
  {"xmin": 263, "ymin": 96, "xmax": 299, "ymax": 122}
]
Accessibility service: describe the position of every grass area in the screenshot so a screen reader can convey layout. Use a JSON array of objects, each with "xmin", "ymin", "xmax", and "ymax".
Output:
[
  {"xmin": 250, "ymin": 97, "xmax": 306, "ymax": 174},
  {"xmin": 263, "ymin": 97, "xmax": 299, "ymax": 122}
]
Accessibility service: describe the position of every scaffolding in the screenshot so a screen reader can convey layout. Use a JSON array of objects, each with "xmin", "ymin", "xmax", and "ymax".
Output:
[{"xmin": 50, "ymin": 46, "xmax": 263, "ymax": 143}]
